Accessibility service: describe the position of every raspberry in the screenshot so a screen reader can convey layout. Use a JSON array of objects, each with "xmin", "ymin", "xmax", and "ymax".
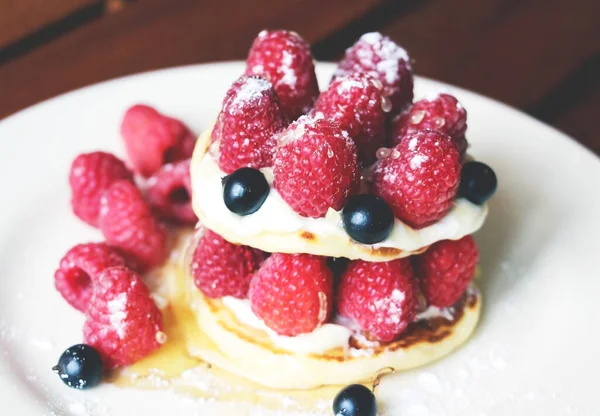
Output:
[
  {"xmin": 69, "ymin": 152, "xmax": 133, "ymax": 227},
  {"xmin": 98, "ymin": 180, "xmax": 167, "ymax": 271},
  {"xmin": 249, "ymin": 253, "xmax": 333, "ymax": 336},
  {"xmin": 391, "ymin": 94, "xmax": 468, "ymax": 156},
  {"xmin": 120, "ymin": 104, "xmax": 196, "ymax": 177},
  {"xmin": 334, "ymin": 32, "xmax": 413, "ymax": 114},
  {"xmin": 313, "ymin": 73, "xmax": 387, "ymax": 165},
  {"xmin": 414, "ymin": 236, "xmax": 478, "ymax": 307},
  {"xmin": 246, "ymin": 30, "xmax": 319, "ymax": 120},
  {"xmin": 212, "ymin": 75, "xmax": 287, "ymax": 174},
  {"xmin": 337, "ymin": 259, "xmax": 416, "ymax": 342},
  {"xmin": 146, "ymin": 159, "xmax": 197, "ymax": 225},
  {"xmin": 191, "ymin": 229, "xmax": 266, "ymax": 299},
  {"xmin": 54, "ymin": 243, "xmax": 126, "ymax": 312},
  {"xmin": 273, "ymin": 116, "xmax": 360, "ymax": 218},
  {"xmin": 83, "ymin": 266, "xmax": 163, "ymax": 368},
  {"xmin": 372, "ymin": 130, "xmax": 461, "ymax": 228}
]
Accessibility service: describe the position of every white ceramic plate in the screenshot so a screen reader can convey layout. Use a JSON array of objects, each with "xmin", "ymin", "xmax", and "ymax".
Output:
[{"xmin": 1, "ymin": 62, "xmax": 599, "ymax": 416}]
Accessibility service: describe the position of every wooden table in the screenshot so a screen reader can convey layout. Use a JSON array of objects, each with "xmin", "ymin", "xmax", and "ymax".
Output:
[{"xmin": 1, "ymin": 0, "xmax": 599, "ymax": 155}]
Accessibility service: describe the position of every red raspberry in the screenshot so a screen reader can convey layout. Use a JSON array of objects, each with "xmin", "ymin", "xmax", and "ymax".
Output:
[
  {"xmin": 249, "ymin": 253, "xmax": 333, "ymax": 336},
  {"xmin": 120, "ymin": 104, "xmax": 196, "ymax": 177},
  {"xmin": 246, "ymin": 30, "xmax": 319, "ymax": 120},
  {"xmin": 98, "ymin": 180, "xmax": 167, "ymax": 271},
  {"xmin": 334, "ymin": 32, "xmax": 413, "ymax": 114},
  {"xmin": 337, "ymin": 259, "xmax": 416, "ymax": 342},
  {"xmin": 273, "ymin": 116, "xmax": 360, "ymax": 218},
  {"xmin": 69, "ymin": 152, "xmax": 133, "ymax": 227},
  {"xmin": 391, "ymin": 94, "xmax": 468, "ymax": 156},
  {"xmin": 313, "ymin": 73, "xmax": 387, "ymax": 165},
  {"xmin": 83, "ymin": 266, "xmax": 163, "ymax": 368},
  {"xmin": 414, "ymin": 236, "xmax": 478, "ymax": 307},
  {"xmin": 212, "ymin": 75, "xmax": 287, "ymax": 174},
  {"xmin": 372, "ymin": 130, "xmax": 461, "ymax": 228},
  {"xmin": 146, "ymin": 159, "xmax": 197, "ymax": 225},
  {"xmin": 191, "ymin": 229, "xmax": 266, "ymax": 299},
  {"xmin": 54, "ymin": 243, "xmax": 126, "ymax": 312}
]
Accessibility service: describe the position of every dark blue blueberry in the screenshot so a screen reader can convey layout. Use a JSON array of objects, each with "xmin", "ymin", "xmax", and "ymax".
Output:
[
  {"xmin": 342, "ymin": 194, "xmax": 394, "ymax": 244},
  {"xmin": 333, "ymin": 384, "xmax": 377, "ymax": 416},
  {"xmin": 222, "ymin": 167, "xmax": 270, "ymax": 215},
  {"xmin": 53, "ymin": 344, "xmax": 103, "ymax": 389},
  {"xmin": 458, "ymin": 161, "xmax": 497, "ymax": 205}
]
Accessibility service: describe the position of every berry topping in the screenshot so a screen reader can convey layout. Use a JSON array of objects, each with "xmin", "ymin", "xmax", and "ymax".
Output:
[
  {"xmin": 83, "ymin": 266, "xmax": 163, "ymax": 368},
  {"xmin": 414, "ymin": 235, "xmax": 478, "ymax": 307},
  {"xmin": 338, "ymin": 259, "xmax": 416, "ymax": 342},
  {"xmin": 273, "ymin": 116, "xmax": 360, "ymax": 218},
  {"xmin": 191, "ymin": 229, "xmax": 266, "ymax": 299},
  {"xmin": 120, "ymin": 104, "xmax": 196, "ymax": 177},
  {"xmin": 246, "ymin": 30, "xmax": 319, "ymax": 120},
  {"xmin": 342, "ymin": 194, "xmax": 395, "ymax": 244},
  {"xmin": 335, "ymin": 32, "xmax": 413, "ymax": 114},
  {"xmin": 249, "ymin": 253, "xmax": 333, "ymax": 336},
  {"xmin": 54, "ymin": 243, "xmax": 126, "ymax": 312},
  {"xmin": 53, "ymin": 344, "xmax": 103, "ymax": 390},
  {"xmin": 458, "ymin": 161, "xmax": 497, "ymax": 205},
  {"xmin": 392, "ymin": 93, "xmax": 468, "ymax": 155},
  {"xmin": 372, "ymin": 130, "xmax": 461, "ymax": 228},
  {"xmin": 69, "ymin": 152, "xmax": 133, "ymax": 227},
  {"xmin": 222, "ymin": 167, "xmax": 270, "ymax": 216},
  {"xmin": 333, "ymin": 384, "xmax": 377, "ymax": 416},
  {"xmin": 212, "ymin": 75, "xmax": 287, "ymax": 174},
  {"xmin": 146, "ymin": 159, "xmax": 197, "ymax": 225},
  {"xmin": 98, "ymin": 180, "xmax": 167, "ymax": 271}
]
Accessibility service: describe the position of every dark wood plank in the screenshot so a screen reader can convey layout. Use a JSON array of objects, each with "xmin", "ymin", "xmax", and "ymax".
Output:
[{"xmin": 0, "ymin": 0, "xmax": 388, "ymax": 119}]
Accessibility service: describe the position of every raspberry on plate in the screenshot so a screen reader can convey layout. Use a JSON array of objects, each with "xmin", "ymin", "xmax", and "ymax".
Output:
[
  {"xmin": 313, "ymin": 73, "xmax": 388, "ymax": 165},
  {"xmin": 414, "ymin": 235, "xmax": 478, "ymax": 307},
  {"xmin": 98, "ymin": 180, "xmax": 167, "ymax": 271},
  {"xmin": 273, "ymin": 116, "xmax": 360, "ymax": 218},
  {"xmin": 249, "ymin": 253, "xmax": 333, "ymax": 336},
  {"xmin": 212, "ymin": 75, "xmax": 287, "ymax": 174},
  {"xmin": 337, "ymin": 258, "xmax": 416, "ymax": 342},
  {"xmin": 392, "ymin": 93, "xmax": 468, "ymax": 156},
  {"xmin": 146, "ymin": 159, "xmax": 197, "ymax": 225},
  {"xmin": 246, "ymin": 30, "xmax": 319, "ymax": 120},
  {"xmin": 83, "ymin": 266, "xmax": 163, "ymax": 368},
  {"xmin": 191, "ymin": 229, "xmax": 266, "ymax": 299},
  {"xmin": 120, "ymin": 104, "xmax": 196, "ymax": 177},
  {"xmin": 334, "ymin": 32, "xmax": 413, "ymax": 114},
  {"xmin": 54, "ymin": 243, "xmax": 126, "ymax": 312},
  {"xmin": 372, "ymin": 129, "xmax": 461, "ymax": 228},
  {"xmin": 69, "ymin": 152, "xmax": 133, "ymax": 227}
]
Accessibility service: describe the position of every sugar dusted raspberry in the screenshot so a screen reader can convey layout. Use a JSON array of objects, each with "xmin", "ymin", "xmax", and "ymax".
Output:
[
  {"xmin": 313, "ymin": 73, "xmax": 387, "ymax": 165},
  {"xmin": 69, "ymin": 152, "xmax": 133, "ymax": 227},
  {"xmin": 273, "ymin": 116, "xmax": 360, "ymax": 218},
  {"xmin": 83, "ymin": 266, "xmax": 163, "ymax": 368},
  {"xmin": 414, "ymin": 236, "xmax": 478, "ymax": 307},
  {"xmin": 120, "ymin": 104, "xmax": 196, "ymax": 177},
  {"xmin": 146, "ymin": 159, "xmax": 197, "ymax": 225},
  {"xmin": 54, "ymin": 243, "xmax": 126, "ymax": 312},
  {"xmin": 335, "ymin": 32, "xmax": 413, "ymax": 114},
  {"xmin": 98, "ymin": 180, "xmax": 167, "ymax": 271},
  {"xmin": 191, "ymin": 229, "xmax": 266, "ymax": 299},
  {"xmin": 392, "ymin": 93, "xmax": 468, "ymax": 155},
  {"xmin": 337, "ymin": 258, "xmax": 416, "ymax": 342},
  {"xmin": 372, "ymin": 130, "xmax": 461, "ymax": 228},
  {"xmin": 249, "ymin": 253, "xmax": 333, "ymax": 336},
  {"xmin": 212, "ymin": 75, "xmax": 287, "ymax": 173},
  {"xmin": 246, "ymin": 30, "xmax": 319, "ymax": 120}
]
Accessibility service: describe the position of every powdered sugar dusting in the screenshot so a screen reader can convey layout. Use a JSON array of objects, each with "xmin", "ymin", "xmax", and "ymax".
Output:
[
  {"xmin": 108, "ymin": 292, "xmax": 128, "ymax": 338},
  {"xmin": 410, "ymin": 154, "xmax": 429, "ymax": 169},
  {"xmin": 359, "ymin": 32, "xmax": 411, "ymax": 83},
  {"xmin": 229, "ymin": 77, "xmax": 271, "ymax": 110},
  {"xmin": 369, "ymin": 288, "xmax": 405, "ymax": 325},
  {"xmin": 280, "ymin": 50, "xmax": 297, "ymax": 87}
]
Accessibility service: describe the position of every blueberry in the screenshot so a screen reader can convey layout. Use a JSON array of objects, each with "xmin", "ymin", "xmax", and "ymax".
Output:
[
  {"xmin": 458, "ymin": 161, "xmax": 497, "ymax": 205},
  {"xmin": 333, "ymin": 384, "xmax": 377, "ymax": 416},
  {"xmin": 222, "ymin": 167, "xmax": 270, "ymax": 215},
  {"xmin": 53, "ymin": 344, "xmax": 103, "ymax": 389},
  {"xmin": 342, "ymin": 194, "xmax": 394, "ymax": 244}
]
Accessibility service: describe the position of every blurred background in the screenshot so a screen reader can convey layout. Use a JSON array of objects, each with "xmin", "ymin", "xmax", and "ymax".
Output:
[{"xmin": 1, "ymin": 0, "xmax": 598, "ymax": 155}]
